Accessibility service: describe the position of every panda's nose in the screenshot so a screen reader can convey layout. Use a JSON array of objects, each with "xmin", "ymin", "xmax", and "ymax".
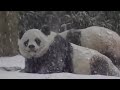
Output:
[{"xmin": 29, "ymin": 45, "xmax": 35, "ymax": 49}]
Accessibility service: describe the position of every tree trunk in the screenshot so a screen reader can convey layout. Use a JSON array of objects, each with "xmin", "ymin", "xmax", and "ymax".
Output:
[{"xmin": 0, "ymin": 11, "xmax": 19, "ymax": 57}]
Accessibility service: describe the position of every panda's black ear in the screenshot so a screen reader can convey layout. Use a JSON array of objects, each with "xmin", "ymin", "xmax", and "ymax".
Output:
[
  {"xmin": 19, "ymin": 30, "xmax": 25, "ymax": 39},
  {"xmin": 41, "ymin": 25, "xmax": 51, "ymax": 36}
]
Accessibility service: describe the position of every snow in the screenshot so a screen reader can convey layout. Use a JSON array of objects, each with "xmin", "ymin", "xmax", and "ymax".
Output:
[
  {"xmin": 0, "ymin": 55, "xmax": 120, "ymax": 79},
  {"xmin": 0, "ymin": 71, "xmax": 120, "ymax": 79},
  {"xmin": 0, "ymin": 55, "xmax": 25, "ymax": 69}
]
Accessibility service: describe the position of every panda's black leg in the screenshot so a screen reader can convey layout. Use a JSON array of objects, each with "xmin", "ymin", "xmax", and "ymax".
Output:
[
  {"xmin": 103, "ymin": 52, "xmax": 116, "ymax": 64},
  {"xmin": 90, "ymin": 55, "xmax": 110, "ymax": 76},
  {"xmin": 90, "ymin": 55, "xmax": 120, "ymax": 77}
]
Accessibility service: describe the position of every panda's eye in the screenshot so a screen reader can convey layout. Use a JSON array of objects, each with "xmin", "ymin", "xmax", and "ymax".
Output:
[
  {"xmin": 24, "ymin": 40, "xmax": 29, "ymax": 47},
  {"xmin": 35, "ymin": 38, "xmax": 41, "ymax": 46}
]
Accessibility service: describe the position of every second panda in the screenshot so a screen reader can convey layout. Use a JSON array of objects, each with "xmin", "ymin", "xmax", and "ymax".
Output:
[
  {"xmin": 60, "ymin": 26, "xmax": 120, "ymax": 67},
  {"xmin": 18, "ymin": 26, "xmax": 120, "ymax": 76}
]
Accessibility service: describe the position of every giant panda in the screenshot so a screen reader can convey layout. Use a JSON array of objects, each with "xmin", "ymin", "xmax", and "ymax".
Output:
[
  {"xmin": 59, "ymin": 26, "xmax": 120, "ymax": 67},
  {"xmin": 18, "ymin": 28, "xmax": 73, "ymax": 74},
  {"xmin": 18, "ymin": 26, "xmax": 120, "ymax": 76}
]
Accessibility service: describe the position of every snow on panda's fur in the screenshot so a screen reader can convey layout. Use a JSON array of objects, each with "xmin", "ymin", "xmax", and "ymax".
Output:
[
  {"xmin": 18, "ymin": 26, "xmax": 120, "ymax": 76},
  {"xmin": 59, "ymin": 26, "xmax": 120, "ymax": 66}
]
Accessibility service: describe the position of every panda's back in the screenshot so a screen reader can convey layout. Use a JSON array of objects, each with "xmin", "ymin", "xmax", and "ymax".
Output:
[{"xmin": 81, "ymin": 26, "xmax": 120, "ymax": 52}]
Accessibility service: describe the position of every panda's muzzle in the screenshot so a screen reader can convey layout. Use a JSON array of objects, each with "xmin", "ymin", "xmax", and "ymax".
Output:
[{"xmin": 29, "ymin": 45, "xmax": 35, "ymax": 50}]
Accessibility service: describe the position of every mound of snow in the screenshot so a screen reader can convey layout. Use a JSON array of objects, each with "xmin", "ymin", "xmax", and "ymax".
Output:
[
  {"xmin": 0, "ymin": 55, "xmax": 120, "ymax": 79},
  {"xmin": 0, "ymin": 55, "xmax": 25, "ymax": 69}
]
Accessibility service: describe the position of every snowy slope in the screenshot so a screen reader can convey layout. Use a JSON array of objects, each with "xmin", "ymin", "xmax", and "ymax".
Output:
[{"xmin": 0, "ymin": 55, "xmax": 120, "ymax": 79}]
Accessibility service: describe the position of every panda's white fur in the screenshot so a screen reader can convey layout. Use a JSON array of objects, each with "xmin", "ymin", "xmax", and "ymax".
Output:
[
  {"xmin": 18, "ymin": 28, "xmax": 120, "ymax": 76},
  {"xmin": 80, "ymin": 26, "xmax": 120, "ymax": 54},
  {"xmin": 59, "ymin": 26, "xmax": 120, "ymax": 66},
  {"xmin": 72, "ymin": 43, "xmax": 91, "ymax": 74}
]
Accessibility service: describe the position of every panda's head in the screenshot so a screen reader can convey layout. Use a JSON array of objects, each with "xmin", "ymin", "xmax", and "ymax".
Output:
[{"xmin": 18, "ymin": 25, "xmax": 57, "ymax": 59}]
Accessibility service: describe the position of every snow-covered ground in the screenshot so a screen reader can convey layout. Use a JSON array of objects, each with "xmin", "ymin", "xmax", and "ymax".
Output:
[{"xmin": 0, "ymin": 55, "xmax": 120, "ymax": 79}]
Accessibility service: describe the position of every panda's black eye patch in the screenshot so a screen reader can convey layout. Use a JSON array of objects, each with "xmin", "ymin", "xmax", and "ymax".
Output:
[
  {"xmin": 35, "ymin": 38, "xmax": 41, "ymax": 46},
  {"xmin": 24, "ymin": 39, "xmax": 29, "ymax": 47}
]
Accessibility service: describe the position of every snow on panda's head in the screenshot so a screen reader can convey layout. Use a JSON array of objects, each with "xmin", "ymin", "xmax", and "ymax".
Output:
[{"xmin": 18, "ymin": 26, "xmax": 57, "ymax": 59}]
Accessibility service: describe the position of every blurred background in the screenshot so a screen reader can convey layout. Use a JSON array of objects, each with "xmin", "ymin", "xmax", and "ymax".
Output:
[{"xmin": 0, "ymin": 11, "xmax": 120, "ymax": 57}]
